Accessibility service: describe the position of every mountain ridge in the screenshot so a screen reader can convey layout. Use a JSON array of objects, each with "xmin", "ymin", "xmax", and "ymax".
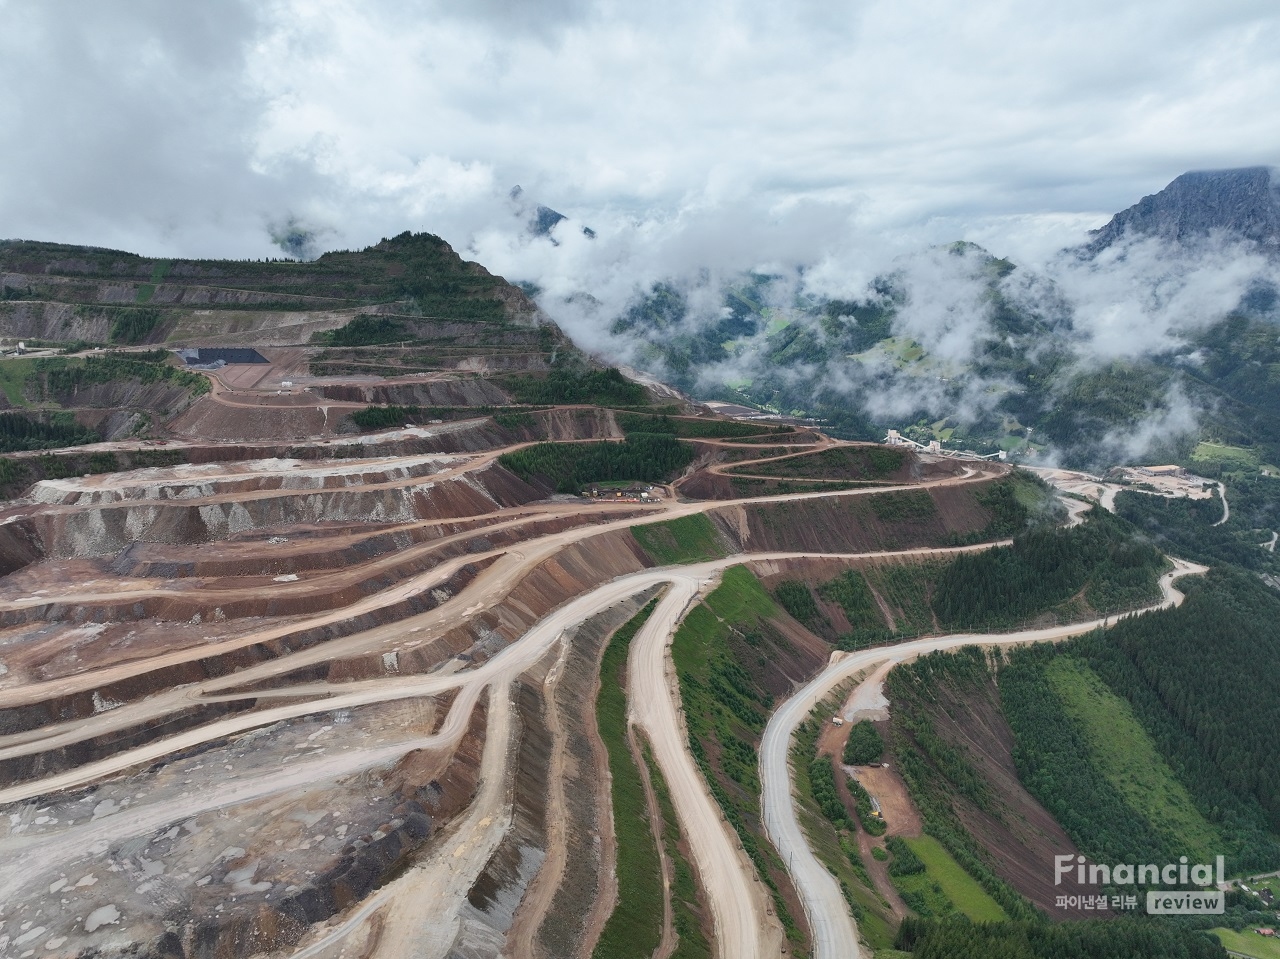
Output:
[{"xmin": 1084, "ymin": 166, "xmax": 1280, "ymax": 255}]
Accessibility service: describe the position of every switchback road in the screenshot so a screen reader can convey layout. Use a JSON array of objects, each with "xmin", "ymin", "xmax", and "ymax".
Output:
[{"xmin": 758, "ymin": 558, "xmax": 1206, "ymax": 959}]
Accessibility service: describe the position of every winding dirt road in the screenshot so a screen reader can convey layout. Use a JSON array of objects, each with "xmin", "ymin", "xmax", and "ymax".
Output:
[
  {"xmin": 758, "ymin": 558, "xmax": 1207, "ymax": 959},
  {"xmin": 626, "ymin": 574, "xmax": 785, "ymax": 959},
  {"xmin": 0, "ymin": 436, "xmax": 1035, "ymax": 958}
]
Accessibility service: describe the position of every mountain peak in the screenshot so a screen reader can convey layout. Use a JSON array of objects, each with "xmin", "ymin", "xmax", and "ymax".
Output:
[{"xmin": 1085, "ymin": 166, "xmax": 1280, "ymax": 255}]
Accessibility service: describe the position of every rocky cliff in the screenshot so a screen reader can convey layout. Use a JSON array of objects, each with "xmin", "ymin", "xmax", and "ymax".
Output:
[{"xmin": 1084, "ymin": 166, "xmax": 1280, "ymax": 254}]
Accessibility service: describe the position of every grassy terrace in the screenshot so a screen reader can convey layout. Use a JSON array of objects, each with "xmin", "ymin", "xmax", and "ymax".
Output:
[
  {"xmin": 631, "ymin": 514, "xmax": 729, "ymax": 565},
  {"xmin": 0, "ymin": 358, "xmax": 36, "ymax": 407},
  {"xmin": 1045, "ymin": 656, "xmax": 1222, "ymax": 862},
  {"xmin": 890, "ymin": 835, "xmax": 1006, "ymax": 923},
  {"xmin": 615, "ymin": 412, "xmax": 787, "ymax": 440},
  {"xmin": 593, "ymin": 600, "xmax": 663, "ymax": 959},
  {"xmin": 1213, "ymin": 927, "xmax": 1280, "ymax": 959},
  {"xmin": 725, "ymin": 445, "xmax": 905, "ymax": 481}
]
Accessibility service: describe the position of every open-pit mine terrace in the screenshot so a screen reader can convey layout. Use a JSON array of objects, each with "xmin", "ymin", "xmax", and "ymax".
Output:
[{"xmin": 0, "ymin": 414, "xmax": 1016, "ymax": 959}]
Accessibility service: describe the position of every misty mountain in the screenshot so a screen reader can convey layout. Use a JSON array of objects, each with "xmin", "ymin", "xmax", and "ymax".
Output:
[
  {"xmin": 599, "ymin": 171, "xmax": 1280, "ymax": 470},
  {"xmin": 509, "ymin": 186, "xmax": 595, "ymax": 242},
  {"xmin": 1084, "ymin": 166, "xmax": 1280, "ymax": 256}
]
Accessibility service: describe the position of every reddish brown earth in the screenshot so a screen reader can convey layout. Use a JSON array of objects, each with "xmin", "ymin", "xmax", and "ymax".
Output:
[
  {"xmin": 0, "ymin": 363, "xmax": 1019, "ymax": 959},
  {"xmin": 709, "ymin": 474, "xmax": 1003, "ymax": 553}
]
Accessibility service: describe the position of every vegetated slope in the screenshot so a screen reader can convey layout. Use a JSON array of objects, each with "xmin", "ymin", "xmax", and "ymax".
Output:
[
  {"xmin": 530, "ymin": 599, "xmax": 652, "ymax": 959},
  {"xmin": 630, "ymin": 514, "xmax": 733, "ymax": 566},
  {"xmin": 894, "ymin": 915, "xmax": 1229, "ymax": 959},
  {"xmin": 0, "ymin": 411, "xmax": 99, "ymax": 452},
  {"xmin": 773, "ymin": 566, "xmax": 891, "ymax": 648},
  {"xmin": 0, "ymin": 232, "xmax": 598, "ymax": 408},
  {"xmin": 889, "ymin": 834, "xmax": 1007, "ymax": 924},
  {"xmin": 885, "ymin": 571, "xmax": 1280, "ymax": 936},
  {"xmin": 679, "ymin": 438, "xmax": 950, "ymax": 502},
  {"xmin": 724, "ymin": 445, "xmax": 910, "ymax": 481},
  {"xmin": 768, "ymin": 507, "xmax": 1161, "ymax": 649},
  {"xmin": 25, "ymin": 352, "xmax": 209, "ymax": 404},
  {"xmin": 0, "ymin": 351, "xmax": 209, "ymax": 444},
  {"xmin": 499, "ymin": 433, "xmax": 694, "ymax": 494},
  {"xmin": 710, "ymin": 472, "xmax": 1037, "ymax": 556},
  {"xmin": 593, "ymin": 600, "xmax": 665, "ymax": 959},
  {"xmin": 930, "ymin": 507, "xmax": 1165, "ymax": 629},
  {"xmin": 887, "ymin": 648, "xmax": 1069, "ymax": 919},
  {"xmin": 0, "ymin": 231, "xmax": 539, "ymax": 330},
  {"xmin": 1065, "ymin": 569, "xmax": 1280, "ymax": 858},
  {"xmin": 638, "ymin": 739, "xmax": 714, "ymax": 959},
  {"xmin": 1117, "ymin": 480, "xmax": 1280, "ymax": 575},
  {"xmin": 614, "ymin": 412, "xmax": 790, "ymax": 440},
  {"xmin": 1038, "ymin": 655, "xmax": 1223, "ymax": 862},
  {"xmin": 590, "ymin": 595, "xmax": 715, "ymax": 959},
  {"xmin": 0, "ymin": 232, "xmax": 609, "ymax": 451},
  {"xmin": 886, "ymin": 647, "xmax": 1262, "ymax": 959},
  {"xmin": 670, "ymin": 564, "xmax": 830, "ymax": 954}
]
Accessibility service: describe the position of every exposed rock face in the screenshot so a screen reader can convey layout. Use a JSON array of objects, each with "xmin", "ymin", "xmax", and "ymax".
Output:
[
  {"xmin": 1085, "ymin": 166, "xmax": 1280, "ymax": 255},
  {"xmin": 12, "ymin": 460, "xmax": 542, "ymax": 560}
]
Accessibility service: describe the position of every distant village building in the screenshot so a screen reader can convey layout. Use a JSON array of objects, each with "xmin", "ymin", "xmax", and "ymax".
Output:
[{"xmin": 1136, "ymin": 465, "xmax": 1186, "ymax": 477}]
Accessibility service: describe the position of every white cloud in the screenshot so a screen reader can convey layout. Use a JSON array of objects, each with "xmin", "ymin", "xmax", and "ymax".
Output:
[
  {"xmin": 0, "ymin": 0, "xmax": 1276, "ymax": 264},
  {"xmin": 1026, "ymin": 233, "xmax": 1280, "ymax": 361}
]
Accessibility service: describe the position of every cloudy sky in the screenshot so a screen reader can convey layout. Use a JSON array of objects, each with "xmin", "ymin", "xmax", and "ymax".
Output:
[{"xmin": 1, "ymin": 0, "xmax": 1277, "ymax": 287}]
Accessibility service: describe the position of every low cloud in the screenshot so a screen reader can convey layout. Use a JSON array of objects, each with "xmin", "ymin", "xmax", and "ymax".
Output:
[
  {"xmin": 496, "ymin": 210, "xmax": 1277, "ymax": 464},
  {"xmin": 268, "ymin": 215, "xmax": 331, "ymax": 260},
  {"xmin": 1093, "ymin": 383, "xmax": 1203, "ymax": 464},
  {"xmin": 1024, "ymin": 231, "xmax": 1280, "ymax": 362}
]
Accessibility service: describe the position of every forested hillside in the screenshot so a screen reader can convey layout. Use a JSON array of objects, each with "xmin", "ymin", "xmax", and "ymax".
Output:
[
  {"xmin": 1117, "ymin": 482, "xmax": 1280, "ymax": 575},
  {"xmin": 932, "ymin": 508, "xmax": 1165, "ymax": 628},
  {"xmin": 771, "ymin": 507, "xmax": 1162, "ymax": 645},
  {"xmin": 921, "ymin": 573, "xmax": 1280, "ymax": 870},
  {"xmin": 0, "ymin": 411, "xmax": 99, "ymax": 452},
  {"xmin": 499, "ymin": 433, "xmax": 694, "ymax": 493},
  {"xmin": 895, "ymin": 917, "xmax": 1227, "ymax": 959},
  {"xmin": 1076, "ymin": 570, "xmax": 1280, "ymax": 847},
  {"xmin": 879, "ymin": 562, "xmax": 1280, "ymax": 956}
]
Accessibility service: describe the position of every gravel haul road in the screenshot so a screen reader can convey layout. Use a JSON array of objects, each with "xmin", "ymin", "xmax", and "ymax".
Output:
[
  {"xmin": 2, "ymin": 406, "xmax": 1221, "ymax": 959},
  {"xmin": 759, "ymin": 558, "xmax": 1207, "ymax": 959},
  {"xmin": 626, "ymin": 574, "xmax": 785, "ymax": 959}
]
